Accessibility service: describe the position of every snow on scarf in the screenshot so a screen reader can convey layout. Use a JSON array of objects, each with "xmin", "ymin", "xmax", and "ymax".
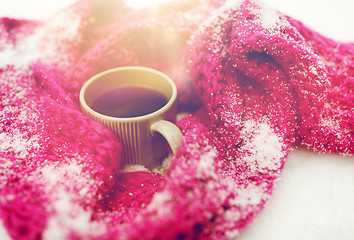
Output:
[{"xmin": 0, "ymin": 0, "xmax": 352, "ymax": 239}]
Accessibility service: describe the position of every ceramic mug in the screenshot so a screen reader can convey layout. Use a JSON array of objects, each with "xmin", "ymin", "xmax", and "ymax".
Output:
[{"xmin": 79, "ymin": 66, "xmax": 182, "ymax": 169}]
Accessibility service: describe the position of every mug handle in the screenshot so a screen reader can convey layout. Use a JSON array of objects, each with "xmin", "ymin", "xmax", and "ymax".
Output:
[{"xmin": 150, "ymin": 120, "xmax": 183, "ymax": 155}]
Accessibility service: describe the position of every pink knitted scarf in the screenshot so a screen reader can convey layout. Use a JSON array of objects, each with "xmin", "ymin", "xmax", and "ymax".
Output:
[{"xmin": 0, "ymin": 0, "xmax": 353, "ymax": 239}]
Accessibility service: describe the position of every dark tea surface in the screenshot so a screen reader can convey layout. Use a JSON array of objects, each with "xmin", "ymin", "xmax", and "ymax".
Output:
[{"xmin": 90, "ymin": 87, "xmax": 168, "ymax": 118}]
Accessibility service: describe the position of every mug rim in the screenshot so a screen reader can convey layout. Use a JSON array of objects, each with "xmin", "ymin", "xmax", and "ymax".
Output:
[{"xmin": 79, "ymin": 66, "xmax": 177, "ymax": 122}]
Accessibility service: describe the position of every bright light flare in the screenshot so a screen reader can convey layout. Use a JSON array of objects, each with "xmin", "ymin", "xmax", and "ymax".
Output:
[{"xmin": 123, "ymin": 0, "xmax": 172, "ymax": 10}]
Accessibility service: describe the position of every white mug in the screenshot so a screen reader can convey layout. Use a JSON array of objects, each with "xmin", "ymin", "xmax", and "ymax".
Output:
[{"xmin": 79, "ymin": 66, "xmax": 182, "ymax": 169}]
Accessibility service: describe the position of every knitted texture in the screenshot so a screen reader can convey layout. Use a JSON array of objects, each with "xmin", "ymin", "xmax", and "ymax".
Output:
[
  {"xmin": 0, "ymin": 0, "xmax": 353, "ymax": 239},
  {"xmin": 186, "ymin": 0, "xmax": 353, "ymax": 154}
]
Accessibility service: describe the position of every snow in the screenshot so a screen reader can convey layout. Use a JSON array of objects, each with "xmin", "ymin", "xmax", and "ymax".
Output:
[
  {"xmin": 0, "ymin": 0, "xmax": 353, "ymax": 240},
  {"xmin": 240, "ymin": 119, "xmax": 285, "ymax": 173},
  {"xmin": 38, "ymin": 161, "xmax": 106, "ymax": 239}
]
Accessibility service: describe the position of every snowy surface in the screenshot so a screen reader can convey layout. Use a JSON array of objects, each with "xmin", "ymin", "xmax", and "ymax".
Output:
[{"xmin": 0, "ymin": 0, "xmax": 353, "ymax": 240}]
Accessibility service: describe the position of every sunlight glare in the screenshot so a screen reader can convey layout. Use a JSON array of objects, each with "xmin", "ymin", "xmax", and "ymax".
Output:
[{"xmin": 123, "ymin": 0, "xmax": 172, "ymax": 10}]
